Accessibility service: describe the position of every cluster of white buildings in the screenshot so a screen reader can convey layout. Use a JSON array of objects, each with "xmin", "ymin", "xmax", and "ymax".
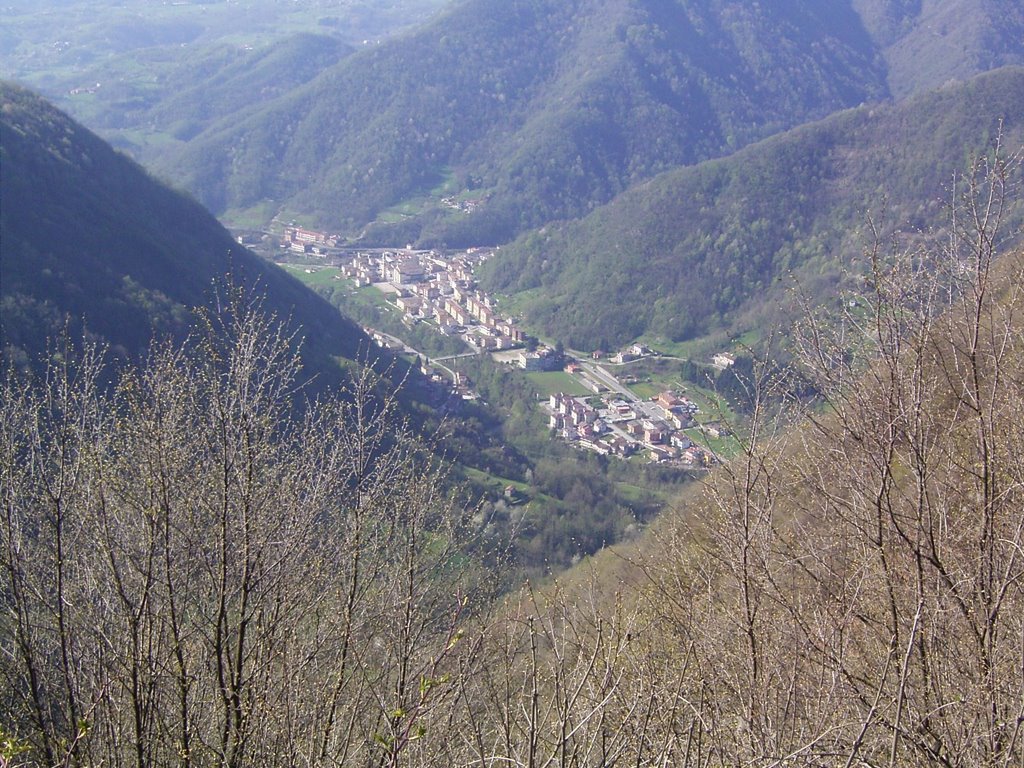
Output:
[
  {"xmin": 319, "ymin": 244, "xmax": 722, "ymax": 469},
  {"xmin": 547, "ymin": 390, "xmax": 714, "ymax": 466},
  {"xmin": 282, "ymin": 226, "xmax": 341, "ymax": 254},
  {"xmin": 441, "ymin": 195, "xmax": 486, "ymax": 214},
  {"xmin": 610, "ymin": 343, "xmax": 655, "ymax": 364},
  {"xmin": 340, "ymin": 249, "xmax": 528, "ymax": 350}
]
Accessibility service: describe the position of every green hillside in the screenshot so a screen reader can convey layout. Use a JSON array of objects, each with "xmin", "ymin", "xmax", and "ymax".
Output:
[
  {"xmin": 161, "ymin": 0, "xmax": 890, "ymax": 243},
  {"xmin": 0, "ymin": 82, "xmax": 370, "ymax": 382},
  {"xmin": 480, "ymin": 66, "xmax": 1024, "ymax": 350},
  {"xmin": 145, "ymin": 0, "xmax": 1024, "ymax": 247}
]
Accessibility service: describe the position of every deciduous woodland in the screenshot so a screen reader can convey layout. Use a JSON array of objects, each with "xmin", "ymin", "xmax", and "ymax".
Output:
[{"xmin": 3, "ymin": 148, "xmax": 1023, "ymax": 766}]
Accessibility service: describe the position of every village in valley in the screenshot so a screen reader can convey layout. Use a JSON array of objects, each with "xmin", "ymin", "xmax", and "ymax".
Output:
[{"xmin": 255, "ymin": 225, "xmax": 732, "ymax": 470}]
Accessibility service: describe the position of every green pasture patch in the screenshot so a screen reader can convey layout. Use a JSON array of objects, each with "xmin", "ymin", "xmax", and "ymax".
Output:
[
  {"xmin": 279, "ymin": 264, "xmax": 342, "ymax": 288},
  {"xmin": 525, "ymin": 371, "xmax": 590, "ymax": 397}
]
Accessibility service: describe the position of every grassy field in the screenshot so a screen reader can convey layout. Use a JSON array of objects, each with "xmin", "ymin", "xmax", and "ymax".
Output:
[
  {"xmin": 222, "ymin": 201, "xmax": 282, "ymax": 230},
  {"xmin": 461, "ymin": 467, "xmax": 565, "ymax": 508},
  {"xmin": 635, "ymin": 336, "xmax": 702, "ymax": 359},
  {"xmin": 635, "ymin": 325, "xmax": 763, "ymax": 362},
  {"xmin": 488, "ymin": 288, "xmax": 542, "ymax": 322},
  {"xmin": 613, "ymin": 480, "xmax": 673, "ymax": 504},
  {"xmin": 681, "ymin": 381, "xmax": 737, "ymax": 424},
  {"xmin": 732, "ymin": 329, "xmax": 761, "ymax": 348},
  {"xmin": 376, "ymin": 210, "xmax": 415, "ymax": 223},
  {"xmin": 280, "ymin": 267, "xmax": 397, "ymax": 319},
  {"xmin": 685, "ymin": 428, "xmax": 742, "ymax": 460},
  {"xmin": 375, "ymin": 167, "xmax": 469, "ymax": 222},
  {"xmin": 525, "ymin": 371, "xmax": 591, "ymax": 397},
  {"xmin": 625, "ymin": 381, "xmax": 661, "ymax": 400},
  {"xmin": 615, "ymin": 358, "xmax": 685, "ymax": 400},
  {"xmin": 278, "ymin": 264, "xmax": 344, "ymax": 289},
  {"xmin": 336, "ymin": 284, "xmax": 395, "ymax": 314},
  {"xmin": 463, "ymin": 467, "xmax": 531, "ymax": 494}
]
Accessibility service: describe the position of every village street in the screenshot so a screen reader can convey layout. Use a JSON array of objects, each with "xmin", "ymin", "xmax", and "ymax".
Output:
[{"xmin": 575, "ymin": 357, "xmax": 668, "ymax": 424}]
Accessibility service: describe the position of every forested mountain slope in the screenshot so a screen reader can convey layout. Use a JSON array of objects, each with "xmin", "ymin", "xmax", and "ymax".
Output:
[
  {"xmin": 148, "ymin": 0, "xmax": 1024, "ymax": 247},
  {"xmin": 162, "ymin": 0, "xmax": 890, "ymax": 243},
  {"xmin": 0, "ymin": 82, "xmax": 370, "ymax": 380},
  {"xmin": 480, "ymin": 66, "xmax": 1024, "ymax": 349}
]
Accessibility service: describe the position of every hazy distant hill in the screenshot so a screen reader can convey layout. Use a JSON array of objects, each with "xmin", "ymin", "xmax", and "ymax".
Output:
[
  {"xmin": 161, "ymin": 0, "xmax": 890, "ymax": 243},
  {"xmin": 851, "ymin": 0, "xmax": 1024, "ymax": 97},
  {"xmin": 0, "ymin": 82, "xmax": 371, "ymax": 381},
  {"xmin": 479, "ymin": 67, "xmax": 1024, "ymax": 350},
  {"xmin": 0, "ymin": 0, "xmax": 448, "ymax": 94},
  {"xmin": 102, "ymin": 33, "xmax": 356, "ymax": 142}
]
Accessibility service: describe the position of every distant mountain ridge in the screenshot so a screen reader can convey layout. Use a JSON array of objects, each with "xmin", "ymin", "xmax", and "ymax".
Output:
[
  {"xmin": 157, "ymin": 0, "xmax": 892, "ymax": 244},
  {"xmin": 0, "ymin": 82, "xmax": 371, "ymax": 383},
  {"xmin": 138, "ymin": 0, "xmax": 1024, "ymax": 247},
  {"xmin": 851, "ymin": 0, "xmax": 1024, "ymax": 97},
  {"xmin": 479, "ymin": 66, "xmax": 1024, "ymax": 349}
]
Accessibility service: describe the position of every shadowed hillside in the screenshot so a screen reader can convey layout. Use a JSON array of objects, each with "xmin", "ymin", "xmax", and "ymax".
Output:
[{"xmin": 0, "ymin": 82, "xmax": 371, "ymax": 383}]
